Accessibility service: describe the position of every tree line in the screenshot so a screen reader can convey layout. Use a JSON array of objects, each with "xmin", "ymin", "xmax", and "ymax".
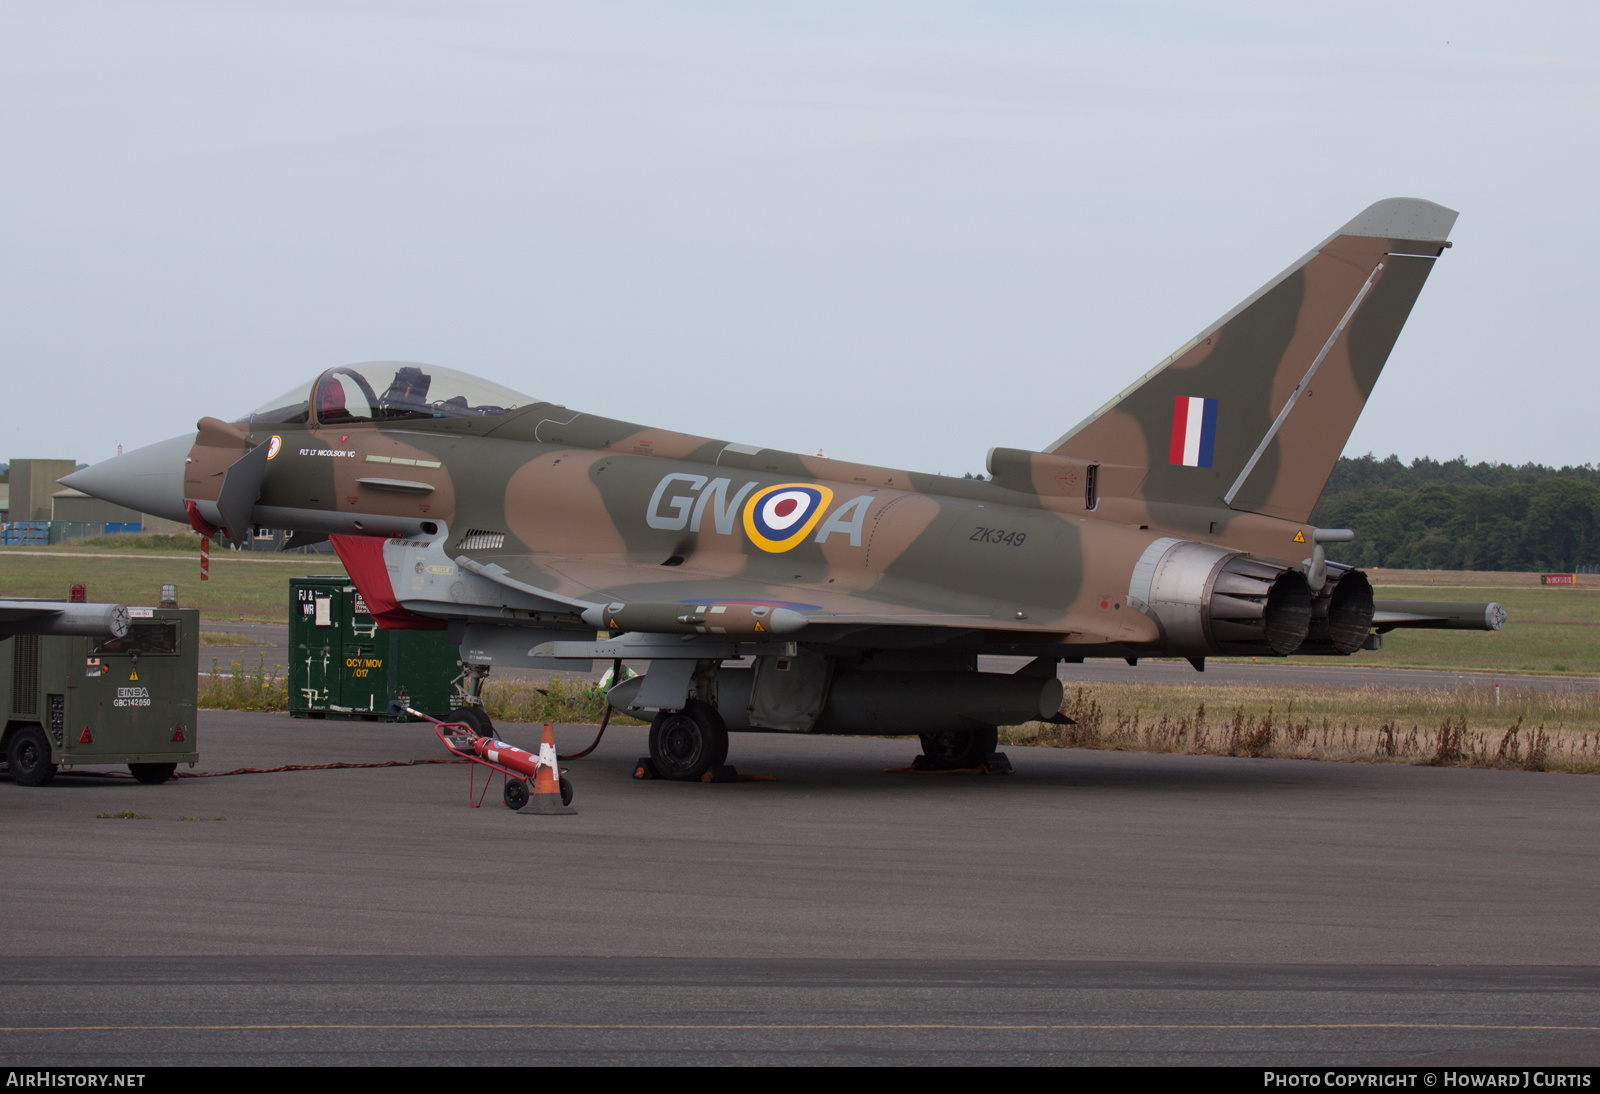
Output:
[{"xmin": 1309, "ymin": 455, "xmax": 1600, "ymax": 572}]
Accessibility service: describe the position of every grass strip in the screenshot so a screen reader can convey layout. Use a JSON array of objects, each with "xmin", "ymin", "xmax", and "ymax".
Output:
[
  {"xmin": 1002, "ymin": 682, "xmax": 1600, "ymax": 773},
  {"xmin": 1, "ymin": 547, "xmax": 346, "ymax": 622}
]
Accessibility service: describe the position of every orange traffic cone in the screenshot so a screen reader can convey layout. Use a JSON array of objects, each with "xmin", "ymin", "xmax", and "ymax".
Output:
[{"xmin": 522, "ymin": 721, "xmax": 576, "ymax": 815}]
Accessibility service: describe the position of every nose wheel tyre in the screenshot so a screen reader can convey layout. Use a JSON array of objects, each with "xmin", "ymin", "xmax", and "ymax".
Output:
[
  {"xmin": 6, "ymin": 727, "xmax": 57, "ymax": 787},
  {"xmin": 445, "ymin": 707, "xmax": 494, "ymax": 737},
  {"xmin": 648, "ymin": 700, "xmax": 729, "ymax": 781}
]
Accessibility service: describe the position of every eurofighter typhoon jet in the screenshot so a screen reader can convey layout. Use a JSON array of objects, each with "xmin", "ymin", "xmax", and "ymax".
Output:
[{"xmin": 68, "ymin": 198, "xmax": 1504, "ymax": 779}]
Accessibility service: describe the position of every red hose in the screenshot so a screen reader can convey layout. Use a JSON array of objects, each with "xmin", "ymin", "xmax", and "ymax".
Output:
[{"xmin": 565, "ymin": 704, "xmax": 611, "ymax": 760}]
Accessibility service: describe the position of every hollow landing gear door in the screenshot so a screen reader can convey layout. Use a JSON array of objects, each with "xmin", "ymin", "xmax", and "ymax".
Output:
[{"xmin": 746, "ymin": 651, "xmax": 832, "ymax": 732}]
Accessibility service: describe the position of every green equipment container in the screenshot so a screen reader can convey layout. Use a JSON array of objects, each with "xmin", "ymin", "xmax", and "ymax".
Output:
[
  {"xmin": 2, "ymin": 606, "xmax": 200, "ymax": 786},
  {"xmin": 288, "ymin": 575, "xmax": 463, "ymax": 721}
]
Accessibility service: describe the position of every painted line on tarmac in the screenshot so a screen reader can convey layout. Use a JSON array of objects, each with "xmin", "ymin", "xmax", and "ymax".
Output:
[
  {"xmin": 0, "ymin": 550, "xmax": 331, "ymax": 564},
  {"xmin": 7, "ymin": 1023, "xmax": 1600, "ymax": 1033}
]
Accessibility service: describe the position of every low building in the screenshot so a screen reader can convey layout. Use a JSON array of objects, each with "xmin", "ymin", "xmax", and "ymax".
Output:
[
  {"xmin": 9, "ymin": 459, "xmax": 76, "ymax": 522},
  {"xmin": 1, "ymin": 457, "xmax": 190, "ymax": 544},
  {"xmin": 50, "ymin": 488, "xmax": 188, "ymax": 534}
]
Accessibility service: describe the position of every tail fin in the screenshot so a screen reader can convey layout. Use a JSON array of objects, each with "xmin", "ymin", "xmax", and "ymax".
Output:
[{"xmin": 1048, "ymin": 198, "xmax": 1456, "ymax": 523}]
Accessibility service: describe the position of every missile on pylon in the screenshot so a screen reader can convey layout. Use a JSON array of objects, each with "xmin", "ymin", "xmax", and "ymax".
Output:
[{"xmin": 580, "ymin": 601, "xmax": 807, "ymax": 636}]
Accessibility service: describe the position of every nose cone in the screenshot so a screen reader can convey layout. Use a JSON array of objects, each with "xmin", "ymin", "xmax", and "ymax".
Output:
[{"xmin": 60, "ymin": 433, "xmax": 194, "ymax": 524}]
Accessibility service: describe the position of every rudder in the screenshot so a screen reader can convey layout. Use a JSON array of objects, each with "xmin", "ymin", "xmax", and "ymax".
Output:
[{"xmin": 1048, "ymin": 198, "xmax": 1457, "ymax": 523}]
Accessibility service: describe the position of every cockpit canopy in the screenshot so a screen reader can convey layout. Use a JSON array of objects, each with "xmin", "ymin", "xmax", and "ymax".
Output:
[{"xmin": 245, "ymin": 363, "xmax": 533, "ymax": 425}]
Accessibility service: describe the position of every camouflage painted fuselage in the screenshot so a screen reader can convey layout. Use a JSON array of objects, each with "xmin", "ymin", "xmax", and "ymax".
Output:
[
  {"xmin": 191, "ymin": 401, "xmax": 1332, "ymax": 657},
  {"xmin": 68, "ymin": 198, "xmax": 1502, "ymax": 758}
]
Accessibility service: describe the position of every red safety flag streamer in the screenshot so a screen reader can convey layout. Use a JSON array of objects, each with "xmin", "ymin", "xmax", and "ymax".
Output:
[{"xmin": 200, "ymin": 536, "xmax": 210, "ymax": 581}]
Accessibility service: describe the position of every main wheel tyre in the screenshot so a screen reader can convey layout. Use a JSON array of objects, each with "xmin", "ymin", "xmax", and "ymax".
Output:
[
  {"xmin": 503, "ymin": 778, "xmax": 529, "ymax": 811},
  {"xmin": 559, "ymin": 774, "xmax": 574, "ymax": 807},
  {"xmin": 648, "ymin": 700, "xmax": 729, "ymax": 781},
  {"xmin": 129, "ymin": 763, "xmax": 177, "ymax": 785},
  {"xmin": 7, "ymin": 727, "xmax": 57, "ymax": 787},
  {"xmin": 918, "ymin": 726, "xmax": 998, "ymax": 769}
]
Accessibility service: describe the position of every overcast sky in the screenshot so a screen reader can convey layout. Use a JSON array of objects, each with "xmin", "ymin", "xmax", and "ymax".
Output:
[{"xmin": 3, "ymin": 2, "xmax": 1596, "ymax": 475}]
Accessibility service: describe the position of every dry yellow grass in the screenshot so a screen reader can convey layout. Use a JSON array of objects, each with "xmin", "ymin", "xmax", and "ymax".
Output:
[
  {"xmin": 481, "ymin": 676, "xmax": 644, "ymax": 726},
  {"xmin": 1001, "ymin": 682, "xmax": 1600, "ymax": 773}
]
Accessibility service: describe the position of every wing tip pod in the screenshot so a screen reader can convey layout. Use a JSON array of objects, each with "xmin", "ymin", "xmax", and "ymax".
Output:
[{"xmin": 1338, "ymin": 197, "xmax": 1458, "ymax": 243}]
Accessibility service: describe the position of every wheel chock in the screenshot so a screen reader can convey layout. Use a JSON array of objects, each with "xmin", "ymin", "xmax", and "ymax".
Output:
[
  {"xmin": 889, "ymin": 751, "xmax": 1013, "ymax": 775},
  {"xmin": 633, "ymin": 759, "xmax": 771, "ymax": 782}
]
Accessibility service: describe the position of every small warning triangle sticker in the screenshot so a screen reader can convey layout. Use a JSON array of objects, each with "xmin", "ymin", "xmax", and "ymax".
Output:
[
  {"xmin": 171, "ymin": 726, "xmax": 186, "ymax": 743},
  {"xmin": 78, "ymin": 726, "xmax": 93, "ymax": 744},
  {"xmin": 129, "ymin": 670, "xmax": 139, "ymax": 680},
  {"xmin": 754, "ymin": 620, "xmax": 765, "ymax": 633},
  {"xmin": 1293, "ymin": 531, "xmax": 1306, "ymax": 543}
]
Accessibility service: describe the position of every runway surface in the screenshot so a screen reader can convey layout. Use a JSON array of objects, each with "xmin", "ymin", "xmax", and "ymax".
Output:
[
  {"xmin": 4, "ymin": 958, "xmax": 1599, "ymax": 1066},
  {"xmin": 2, "ymin": 713, "xmax": 1597, "ymax": 1064}
]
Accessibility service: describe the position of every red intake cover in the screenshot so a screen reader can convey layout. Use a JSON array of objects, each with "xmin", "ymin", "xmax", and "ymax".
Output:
[{"xmin": 329, "ymin": 534, "xmax": 447, "ymax": 631}]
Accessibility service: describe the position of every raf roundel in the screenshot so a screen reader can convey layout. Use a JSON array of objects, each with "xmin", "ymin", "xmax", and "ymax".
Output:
[{"xmin": 742, "ymin": 483, "xmax": 835, "ymax": 553}]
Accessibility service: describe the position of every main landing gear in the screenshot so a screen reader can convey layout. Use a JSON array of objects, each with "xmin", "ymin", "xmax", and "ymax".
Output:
[
  {"xmin": 638, "ymin": 709, "xmax": 1008, "ymax": 780},
  {"xmin": 646, "ymin": 700, "xmax": 729, "ymax": 781},
  {"xmin": 914, "ymin": 727, "xmax": 1002, "ymax": 771}
]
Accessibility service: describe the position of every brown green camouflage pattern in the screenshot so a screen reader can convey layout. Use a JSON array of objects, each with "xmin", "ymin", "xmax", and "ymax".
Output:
[{"xmin": 83, "ymin": 198, "xmax": 1480, "ymax": 668}]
